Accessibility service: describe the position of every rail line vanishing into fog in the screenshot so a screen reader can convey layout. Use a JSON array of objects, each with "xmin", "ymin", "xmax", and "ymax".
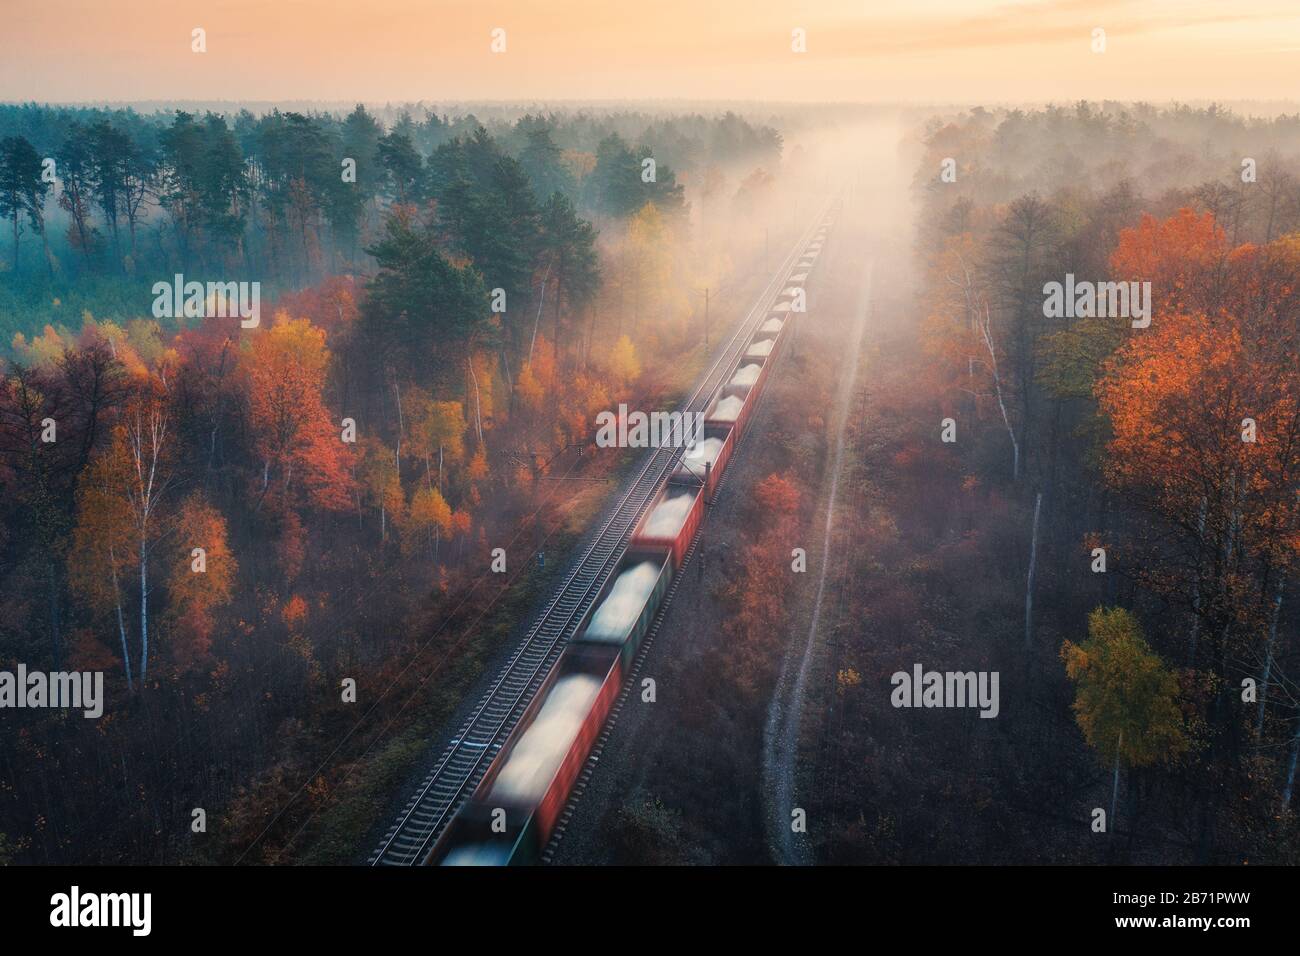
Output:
[
  {"xmin": 538, "ymin": 271, "xmax": 806, "ymax": 863},
  {"xmin": 370, "ymin": 203, "xmax": 833, "ymax": 865}
]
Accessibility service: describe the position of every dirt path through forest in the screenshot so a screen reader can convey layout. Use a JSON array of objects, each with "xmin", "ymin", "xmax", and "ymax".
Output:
[{"xmin": 763, "ymin": 251, "xmax": 873, "ymax": 866}]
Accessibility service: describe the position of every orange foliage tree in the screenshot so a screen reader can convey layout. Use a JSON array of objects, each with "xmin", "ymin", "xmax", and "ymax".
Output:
[
  {"xmin": 164, "ymin": 493, "xmax": 237, "ymax": 670},
  {"xmin": 242, "ymin": 314, "xmax": 352, "ymax": 512},
  {"xmin": 1097, "ymin": 216, "xmax": 1300, "ymax": 702},
  {"xmin": 1108, "ymin": 208, "xmax": 1227, "ymax": 315}
]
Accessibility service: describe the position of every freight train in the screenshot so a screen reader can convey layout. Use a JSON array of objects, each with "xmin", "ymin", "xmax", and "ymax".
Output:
[{"xmin": 429, "ymin": 215, "xmax": 834, "ymax": 865}]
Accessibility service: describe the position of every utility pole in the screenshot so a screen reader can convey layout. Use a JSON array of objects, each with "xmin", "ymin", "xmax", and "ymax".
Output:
[{"xmin": 704, "ymin": 287, "xmax": 710, "ymax": 349}]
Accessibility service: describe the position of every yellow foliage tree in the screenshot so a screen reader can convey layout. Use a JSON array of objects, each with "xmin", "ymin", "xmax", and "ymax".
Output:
[
  {"xmin": 358, "ymin": 438, "xmax": 404, "ymax": 542},
  {"xmin": 516, "ymin": 335, "xmax": 556, "ymax": 417},
  {"xmin": 406, "ymin": 388, "xmax": 466, "ymax": 488},
  {"xmin": 11, "ymin": 324, "xmax": 68, "ymax": 368},
  {"xmin": 1062, "ymin": 606, "xmax": 1190, "ymax": 830},
  {"xmin": 404, "ymin": 484, "xmax": 453, "ymax": 561},
  {"xmin": 605, "ymin": 334, "xmax": 641, "ymax": 390},
  {"xmin": 126, "ymin": 318, "xmax": 165, "ymax": 368}
]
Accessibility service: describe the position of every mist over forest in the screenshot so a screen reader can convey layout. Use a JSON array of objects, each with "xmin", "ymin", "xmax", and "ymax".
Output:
[{"xmin": 0, "ymin": 91, "xmax": 1296, "ymax": 870}]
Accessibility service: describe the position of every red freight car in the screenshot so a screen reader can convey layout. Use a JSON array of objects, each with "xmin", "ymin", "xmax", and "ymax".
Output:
[
  {"xmin": 445, "ymin": 643, "xmax": 622, "ymax": 864},
  {"xmin": 777, "ymin": 287, "xmax": 802, "ymax": 305},
  {"xmin": 670, "ymin": 423, "xmax": 734, "ymax": 501},
  {"xmin": 729, "ymin": 358, "xmax": 770, "ymax": 413},
  {"xmin": 631, "ymin": 484, "xmax": 704, "ymax": 570},
  {"xmin": 430, "ymin": 802, "xmax": 526, "ymax": 866},
  {"xmin": 730, "ymin": 356, "xmax": 768, "ymax": 391},
  {"xmin": 745, "ymin": 333, "xmax": 780, "ymax": 364},
  {"xmin": 705, "ymin": 384, "xmax": 755, "ymax": 439},
  {"xmin": 573, "ymin": 549, "xmax": 673, "ymax": 672}
]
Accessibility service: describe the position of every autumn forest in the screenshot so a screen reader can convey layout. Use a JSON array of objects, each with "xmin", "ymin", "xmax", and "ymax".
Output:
[
  {"xmin": 0, "ymin": 94, "xmax": 1297, "ymax": 872},
  {"xmin": 0, "ymin": 102, "xmax": 786, "ymax": 863}
]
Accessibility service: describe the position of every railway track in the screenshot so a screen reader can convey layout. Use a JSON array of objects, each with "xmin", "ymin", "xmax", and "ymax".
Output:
[
  {"xmin": 541, "ymin": 353, "xmax": 758, "ymax": 862},
  {"xmin": 541, "ymin": 207, "xmax": 835, "ymax": 861},
  {"xmin": 370, "ymin": 203, "xmax": 832, "ymax": 866}
]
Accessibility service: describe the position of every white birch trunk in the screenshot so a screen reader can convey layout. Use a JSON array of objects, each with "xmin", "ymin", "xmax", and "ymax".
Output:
[{"xmin": 1024, "ymin": 491, "xmax": 1042, "ymax": 648}]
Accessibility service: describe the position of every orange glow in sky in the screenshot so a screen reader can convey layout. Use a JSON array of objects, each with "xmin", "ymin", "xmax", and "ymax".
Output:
[{"xmin": 3, "ymin": 0, "xmax": 1299, "ymax": 104}]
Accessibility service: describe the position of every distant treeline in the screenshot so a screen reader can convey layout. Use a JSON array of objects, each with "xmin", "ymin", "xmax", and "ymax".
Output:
[
  {"xmin": 915, "ymin": 102, "xmax": 1300, "ymax": 245},
  {"xmin": 0, "ymin": 102, "xmax": 780, "ymax": 286},
  {"xmin": 0, "ymin": 102, "xmax": 786, "ymax": 376}
]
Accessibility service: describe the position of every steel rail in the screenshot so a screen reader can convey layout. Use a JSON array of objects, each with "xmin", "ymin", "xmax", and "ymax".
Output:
[{"xmin": 370, "ymin": 201, "xmax": 833, "ymax": 866}]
